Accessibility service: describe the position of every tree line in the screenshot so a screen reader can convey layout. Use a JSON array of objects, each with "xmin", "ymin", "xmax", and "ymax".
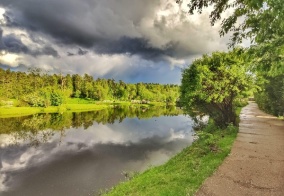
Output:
[{"xmin": 0, "ymin": 67, "xmax": 179, "ymax": 107}]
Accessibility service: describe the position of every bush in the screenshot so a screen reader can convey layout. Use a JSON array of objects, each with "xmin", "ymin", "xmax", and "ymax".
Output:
[
  {"xmin": 180, "ymin": 49, "xmax": 253, "ymax": 127},
  {"xmin": 255, "ymin": 74, "xmax": 284, "ymax": 116},
  {"xmin": 22, "ymin": 92, "xmax": 45, "ymax": 107},
  {"xmin": 50, "ymin": 92, "xmax": 64, "ymax": 106}
]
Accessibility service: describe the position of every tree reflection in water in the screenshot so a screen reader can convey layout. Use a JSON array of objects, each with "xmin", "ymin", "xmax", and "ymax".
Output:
[{"xmin": 0, "ymin": 105, "xmax": 183, "ymax": 147}]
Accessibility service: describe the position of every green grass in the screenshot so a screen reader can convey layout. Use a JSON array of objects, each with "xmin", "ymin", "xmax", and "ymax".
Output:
[
  {"xmin": 0, "ymin": 107, "xmax": 42, "ymax": 118},
  {"xmin": 104, "ymin": 123, "xmax": 238, "ymax": 196},
  {"xmin": 0, "ymin": 104, "xmax": 109, "ymax": 118},
  {"xmin": 96, "ymin": 101, "xmax": 131, "ymax": 106},
  {"xmin": 0, "ymin": 98, "xmax": 171, "ymax": 118},
  {"xmin": 147, "ymin": 102, "xmax": 167, "ymax": 106},
  {"xmin": 64, "ymin": 104, "xmax": 108, "ymax": 111},
  {"xmin": 0, "ymin": 101, "xmax": 166, "ymax": 118},
  {"xmin": 65, "ymin": 98, "xmax": 97, "ymax": 104}
]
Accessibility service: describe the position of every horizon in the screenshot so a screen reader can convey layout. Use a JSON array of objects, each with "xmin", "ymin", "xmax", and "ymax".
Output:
[{"xmin": 0, "ymin": 66, "xmax": 181, "ymax": 85}]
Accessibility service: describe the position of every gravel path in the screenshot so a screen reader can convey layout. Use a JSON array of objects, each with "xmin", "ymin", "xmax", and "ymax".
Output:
[{"xmin": 196, "ymin": 102, "xmax": 284, "ymax": 196}]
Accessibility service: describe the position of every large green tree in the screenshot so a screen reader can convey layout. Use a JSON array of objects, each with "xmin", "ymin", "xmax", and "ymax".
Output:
[
  {"xmin": 180, "ymin": 0, "xmax": 283, "ymax": 116},
  {"xmin": 180, "ymin": 49, "xmax": 253, "ymax": 127}
]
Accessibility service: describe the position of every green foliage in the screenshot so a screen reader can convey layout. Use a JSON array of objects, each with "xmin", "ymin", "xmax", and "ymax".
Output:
[
  {"xmin": 254, "ymin": 74, "xmax": 284, "ymax": 116},
  {"xmin": 50, "ymin": 91, "xmax": 64, "ymax": 106},
  {"xmin": 21, "ymin": 90, "xmax": 64, "ymax": 107},
  {"xmin": 197, "ymin": 131, "xmax": 218, "ymax": 148},
  {"xmin": 0, "ymin": 68, "xmax": 179, "ymax": 105},
  {"xmin": 248, "ymin": 39, "xmax": 284, "ymax": 76},
  {"xmin": 185, "ymin": 0, "xmax": 284, "ymax": 45},
  {"xmin": 183, "ymin": 0, "xmax": 284, "ymax": 75},
  {"xmin": 22, "ymin": 92, "xmax": 46, "ymax": 107},
  {"xmin": 166, "ymin": 94, "xmax": 175, "ymax": 104},
  {"xmin": 180, "ymin": 49, "xmax": 252, "ymax": 127},
  {"xmin": 73, "ymin": 90, "xmax": 81, "ymax": 98},
  {"xmin": 184, "ymin": 0, "xmax": 284, "ymax": 116}
]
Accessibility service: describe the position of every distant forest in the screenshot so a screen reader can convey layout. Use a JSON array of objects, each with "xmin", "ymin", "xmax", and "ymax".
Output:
[{"xmin": 0, "ymin": 68, "xmax": 179, "ymax": 107}]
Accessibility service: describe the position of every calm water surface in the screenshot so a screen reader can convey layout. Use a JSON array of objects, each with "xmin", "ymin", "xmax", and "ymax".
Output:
[{"xmin": 0, "ymin": 106, "xmax": 194, "ymax": 196}]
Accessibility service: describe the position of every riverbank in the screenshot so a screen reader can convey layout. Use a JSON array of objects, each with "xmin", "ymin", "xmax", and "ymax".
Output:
[
  {"xmin": 0, "ymin": 99, "xmax": 169, "ymax": 118},
  {"xmin": 103, "ymin": 117, "xmax": 241, "ymax": 195},
  {"xmin": 0, "ymin": 104, "xmax": 109, "ymax": 118},
  {"xmin": 196, "ymin": 102, "xmax": 284, "ymax": 195}
]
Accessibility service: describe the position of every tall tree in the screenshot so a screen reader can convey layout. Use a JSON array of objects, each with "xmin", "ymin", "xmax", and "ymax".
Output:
[
  {"xmin": 181, "ymin": 0, "xmax": 283, "ymax": 116},
  {"xmin": 72, "ymin": 74, "xmax": 82, "ymax": 98},
  {"xmin": 180, "ymin": 49, "xmax": 253, "ymax": 127}
]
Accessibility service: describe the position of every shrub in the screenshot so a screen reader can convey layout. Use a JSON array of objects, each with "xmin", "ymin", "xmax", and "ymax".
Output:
[
  {"xmin": 22, "ymin": 92, "xmax": 45, "ymax": 107},
  {"xmin": 50, "ymin": 91, "xmax": 64, "ymax": 106}
]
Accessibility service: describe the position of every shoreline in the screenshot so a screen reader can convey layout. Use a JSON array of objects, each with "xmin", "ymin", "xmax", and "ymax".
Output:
[
  {"xmin": 103, "ymin": 108, "xmax": 244, "ymax": 195},
  {"xmin": 0, "ymin": 104, "xmax": 108, "ymax": 118},
  {"xmin": 0, "ymin": 101, "xmax": 169, "ymax": 118}
]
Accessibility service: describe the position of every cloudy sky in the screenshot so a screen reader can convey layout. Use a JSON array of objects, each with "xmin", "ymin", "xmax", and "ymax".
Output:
[{"xmin": 0, "ymin": 0, "xmax": 230, "ymax": 84}]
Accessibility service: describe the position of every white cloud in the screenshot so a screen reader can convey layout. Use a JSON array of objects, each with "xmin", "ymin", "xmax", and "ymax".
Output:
[
  {"xmin": 137, "ymin": 0, "xmax": 227, "ymax": 54},
  {"xmin": 0, "ymin": 53, "xmax": 19, "ymax": 66},
  {"xmin": 0, "ymin": 7, "xmax": 5, "ymax": 21}
]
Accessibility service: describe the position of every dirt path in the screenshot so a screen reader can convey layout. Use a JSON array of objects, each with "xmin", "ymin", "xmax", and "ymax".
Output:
[{"xmin": 196, "ymin": 102, "xmax": 284, "ymax": 196}]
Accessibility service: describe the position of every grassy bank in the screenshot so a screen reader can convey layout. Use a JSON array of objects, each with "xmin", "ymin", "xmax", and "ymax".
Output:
[
  {"xmin": 0, "ymin": 107, "xmax": 43, "ymax": 118},
  {"xmin": 0, "ymin": 98, "xmax": 169, "ymax": 118},
  {"xmin": 0, "ymin": 104, "xmax": 109, "ymax": 118},
  {"xmin": 103, "ymin": 123, "xmax": 239, "ymax": 196},
  {"xmin": 103, "ymin": 105, "xmax": 245, "ymax": 196}
]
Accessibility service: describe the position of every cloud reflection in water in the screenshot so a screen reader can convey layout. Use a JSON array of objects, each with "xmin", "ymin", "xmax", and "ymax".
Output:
[{"xmin": 0, "ymin": 115, "xmax": 194, "ymax": 196}]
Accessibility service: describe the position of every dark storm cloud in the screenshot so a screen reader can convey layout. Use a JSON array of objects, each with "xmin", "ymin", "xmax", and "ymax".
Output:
[
  {"xmin": 77, "ymin": 48, "xmax": 88, "ymax": 56},
  {"xmin": 0, "ymin": 28, "xmax": 6, "ymax": 50},
  {"xmin": 67, "ymin": 48, "xmax": 88, "ymax": 56},
  {"xmin": 0, "ymin": 29, "xmax": 59, "ymax": 57},
  {"xmin": 0, "ymin": 0, "xmax": 199, "ymax": 60},
  {"xmin": 1, "ymin": 33, "xmax": 29, "ymax": 53},
  {"xmin": 67, "ymin": 52, "xmax": 75, "ymax": 56},
  {"xmin": 94, "ymin": 37, "xmax": 176, "ymax": 60},
  {"xmin": 1, "ymin": 12, "xmax": 19, "ymax": 27},
  {"xmin": 0, "ymin": 0, "xmax": 152, "ymax": 43},
  {"xmin": 0, "ymin": 8, "xmax": 18, "ymax": 27},
  {"xmin": 38, "ymin": 46, "xmax": 60, "ymax": 57}
]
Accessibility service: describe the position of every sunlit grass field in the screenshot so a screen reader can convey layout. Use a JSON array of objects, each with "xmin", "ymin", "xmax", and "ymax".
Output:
[{"xmin": 0, "ymin": 98, "xmax": 167, "ymax": 118}]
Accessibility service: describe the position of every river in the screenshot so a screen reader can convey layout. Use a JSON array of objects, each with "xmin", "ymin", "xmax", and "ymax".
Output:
[{"xmin": 0, "ymin": 106, "xmax": 194, "ymax": 196}]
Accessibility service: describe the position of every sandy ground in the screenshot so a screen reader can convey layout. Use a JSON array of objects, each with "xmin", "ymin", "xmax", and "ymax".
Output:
[{"xmin": 196, "ymin": 102, "xmax": 284, "ymax": 196}]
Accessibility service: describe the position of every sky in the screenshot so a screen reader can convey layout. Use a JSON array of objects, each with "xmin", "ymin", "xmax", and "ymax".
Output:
[{"xmin": 0, "ymin": 0, "xmax": 231, "ymax": 84}]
